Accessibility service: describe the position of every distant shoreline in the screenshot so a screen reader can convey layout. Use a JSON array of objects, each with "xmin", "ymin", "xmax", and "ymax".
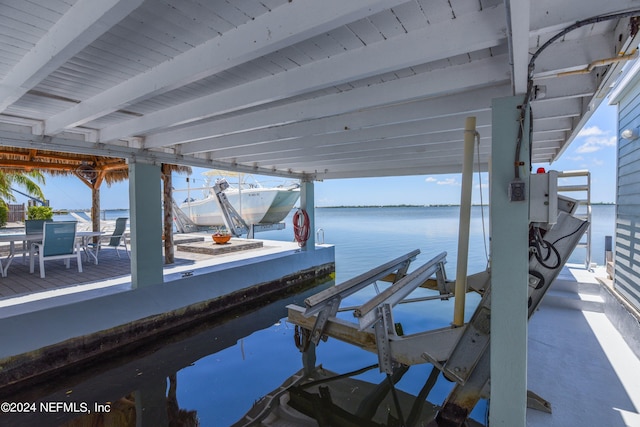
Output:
[
  {"xmin": 53, "ymin": 203, "xmax": 616, "ymax": 212},
  {"xmin": 317, "ymin": 202, "xmax": 615, "ymax": 209}
]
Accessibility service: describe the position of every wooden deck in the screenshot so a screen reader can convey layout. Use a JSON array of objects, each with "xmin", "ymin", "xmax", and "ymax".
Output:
[{"xmin": 0, "ymin": 235, "xmax": 292, "ymax": 302}]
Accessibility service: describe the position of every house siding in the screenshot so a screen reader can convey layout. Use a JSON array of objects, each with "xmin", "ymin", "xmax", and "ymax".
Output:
[{"xmin": 616, "ymin": 89, "xmax": 640, "ymax": 311}]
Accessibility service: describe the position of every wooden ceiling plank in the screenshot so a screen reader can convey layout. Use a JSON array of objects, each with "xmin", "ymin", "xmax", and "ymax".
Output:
[
  {"xmin": 44, "ymin": 0, "xmax": 410, "ymax": 134},
  {"xmin": 102, "ymin": 5, "xmax": 507, "ymax": 143},
  {"xmin": 0, "ymin": 0, "xmax": 144, "ymax": 112}
]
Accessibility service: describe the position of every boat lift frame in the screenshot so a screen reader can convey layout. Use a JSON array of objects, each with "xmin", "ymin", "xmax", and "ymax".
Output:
[
  {"xmin": 172, "ymin": 178, "xmax": 286, "ymax": 237},
  {"xmin": 288, "ymin": 211, "xmax": 589, "ymax": 426}
]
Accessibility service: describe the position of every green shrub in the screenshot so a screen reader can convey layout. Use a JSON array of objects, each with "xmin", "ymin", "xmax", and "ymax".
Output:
[
  {"xmin": 0, "ymin": 203, "xmax": 7, "ymax": 228},
  {"xmin": 27, "ymin": 205, "xmax": 54, "ymax": 220}
]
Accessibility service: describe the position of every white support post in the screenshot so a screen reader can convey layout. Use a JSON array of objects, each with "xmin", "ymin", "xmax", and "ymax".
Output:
[
  {"xmin": 453, "ymin": 116, "xmax": 476, "ymax": 327},
  {"xmin": 490, "ymin": 96, "xmax": 529, "ymax": 426},
  {"xmin": 129, "ymin": 161, "xmax": 164, "ymax": 288},
  {"xmin": 300, "ymin": 179, "xmax": 315, "ymax": 251}
]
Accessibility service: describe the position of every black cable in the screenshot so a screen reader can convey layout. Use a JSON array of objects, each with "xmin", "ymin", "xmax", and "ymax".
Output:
[
  {"xmin": 531, "ymin": 226, "xmax": 561, "ymax": 269},
  {"xmin": 515, "ymin": 9, "xmax": 640, "ymax": 179},
  {"xmin": 552, "ymin": 223, "xmax": 587, "ymax": 246},
  {"xmin": 537, "ymin": 239, "xmax": 561, "ymax": 270},
  {"xmin": 387, "ymin": 373, "xmax": 406, "ymax": 426}
]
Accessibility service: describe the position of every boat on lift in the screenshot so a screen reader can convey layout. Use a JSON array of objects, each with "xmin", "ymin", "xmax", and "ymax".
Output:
[{"xmin": 176, "ymin": 171, "xmax": 300, "ymax": 227}]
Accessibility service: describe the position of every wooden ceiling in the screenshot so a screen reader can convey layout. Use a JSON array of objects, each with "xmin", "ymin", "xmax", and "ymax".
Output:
[{"xmin": 0, "ymin": 0, "xmax": 638, "ymax": 180}]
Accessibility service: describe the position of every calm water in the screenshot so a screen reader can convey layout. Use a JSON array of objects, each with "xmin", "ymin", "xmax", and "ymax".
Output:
[{"xmin": 8, "ymin": 206, "xmax": 615, "ymax": 426}]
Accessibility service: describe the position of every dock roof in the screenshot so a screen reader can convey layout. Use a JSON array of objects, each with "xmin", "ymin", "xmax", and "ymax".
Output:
[{"xmin": 0, "ymin": 0, "xmax": 638, "ymax": 180}]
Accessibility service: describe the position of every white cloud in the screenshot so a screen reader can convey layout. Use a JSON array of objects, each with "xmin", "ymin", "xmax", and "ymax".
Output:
[
  {"xmin": 578, "ymin": 126, "xmax": 606, "ymax": 137},
  {"xmin": 592, "ymin": 158, "xmax": 604, "ymax": 166},
  {"xmin": 574, "ymin": 124, "xmax": 616, "ymax": 154},
  {"xmin": 566, "ymin": 155, "xmax": 584, "ymax": 162},
  {"xmin": 437, "ymin": 178, "xmax": 460, "ymax": 186},
  {"xmin": 425, "ymin": 177, "xmax": 437, "ymax": 182},
  {"xmin": 575, "ymin": 135, "xmax": 616, "ymax": 153}
]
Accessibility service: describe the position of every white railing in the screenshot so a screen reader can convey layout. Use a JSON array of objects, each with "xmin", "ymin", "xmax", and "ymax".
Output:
[{"xmin": 557, "ymin": 170, "xmax": 591, "ymax": 268}]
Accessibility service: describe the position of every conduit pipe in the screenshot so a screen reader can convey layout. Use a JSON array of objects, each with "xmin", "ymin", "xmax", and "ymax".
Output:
[
  {"xmin": 555, "ymin": 51, "xmax": 638, "ymax": 78},
  {"xmin": 453, "ymin": 117, "xmax": 476, "ymax": 327}
]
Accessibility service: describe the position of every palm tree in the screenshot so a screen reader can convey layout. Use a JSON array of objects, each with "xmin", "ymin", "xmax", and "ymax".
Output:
[{"xmin": 0, "ymin": 170, "xmax": 47, "ymax": 207}]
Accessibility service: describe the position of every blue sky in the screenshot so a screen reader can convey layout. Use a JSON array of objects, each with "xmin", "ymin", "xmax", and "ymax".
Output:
[{"xmin": 13, "ymin": 101, "xmax": 618, "ymax": 209}]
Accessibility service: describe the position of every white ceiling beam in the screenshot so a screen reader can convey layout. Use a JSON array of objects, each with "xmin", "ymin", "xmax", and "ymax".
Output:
[
  {"xmin": 530, "ymin": 0, "xmax": 640, "ymax": 36},
  {"xmin": 532, "ymin": 117, "xmax": 573, "ymax": 133},
  {"xmin": 219, "ymin": 132, "xmax": 492, "ymax": 167},
  {"xmin": 530, "ymin": 140, "xmax": 565, "ymax": 150},
  {"xmin": 532, "ymin": 131, "xmax": 567, "ymax": 143},
  {"xmin": 531, "ymin": 98, "xmax": 582, "ymax": 119},
  {"xmin": 214, "ymin": 129, "xmax": 489, "ymax": 164},
  {"xmin": 268, "ymin": 148, "xmax": 489, "ymax": 172},
  {"xmin": 102, "ymin": 6, "xmax": 508, "ymax": 143},
  {"xmin": 196, "ymin": 98, "xmax": 582, "ymax": 158},
  {"xmin": 148, "ymin": 68, "xmax": 509, "ymax": 151},
  {"xmin": 178, "ymin": 66, "xmax": 506, "ymax": 154},
  {"xmin": 151, "ymin": 58, "xmax": 511, "ymax": 151},
  {"xmin": 203, "ymin": 112, "xmax": 493, "ymax": 160},
  {"xmin": 277, "ymin": 152, "xmax": 492, "ymax": 178},
  {"xmin": 530, "ymin": 34, "xmax": 616, "ymax": 78},
  {"xmin": 44, "ymin": 0, "xmax": 411, "ymax": 134},
  {"xmin": 0, "ymin": 0, "xmax": 143, "ymax": 113},
  {"xmin": 316, "ymin": 162, "xmax": 485, "ymax": 179},
  {"xmin": 504, "ymin": 0, "xmax": 530, "ymax": 95},
  {"xmin": 530, "ymin": 73, "xmax": 596, "ymax": 102}
]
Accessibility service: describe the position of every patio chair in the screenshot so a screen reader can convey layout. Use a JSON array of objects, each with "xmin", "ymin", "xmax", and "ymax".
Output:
[
  {"xmin": 29, "ymin": 221, "xmax": 83, "ymax": 278},
  {"xmin": 21, "ymin": 219, "xmax": 52, "ymax": 263},
  {"xmin": 89, "ymin": 217, "xmax": 129, "ymax": 260}
]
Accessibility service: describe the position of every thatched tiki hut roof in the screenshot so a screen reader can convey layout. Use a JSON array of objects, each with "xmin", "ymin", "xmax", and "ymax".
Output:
[
  {"xmin": 0, "ymin": 146, "xmax": 129, "ymax": 184},
  {"xmin": 0, "ymin": 147, "xmax": 191, "ymax": 263}
]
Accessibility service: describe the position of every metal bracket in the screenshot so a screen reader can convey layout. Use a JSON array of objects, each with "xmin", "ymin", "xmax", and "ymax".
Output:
[
  {"xmin": 374, "ymin": 304, "xmax": 396, "ymax": 374},
  {"xmin": 436, "ymin": 261, "xmax": 449, "ymax": 297},
  {"xmin": 310, "ymin": 297, "xmax": 341, "ymax": 345},
  {"xmin": 527, "ymin": 389, "xmax": 552, "ymax": 413},
  {"xmin": 394, "ymin": 258, "xmax": 412, "ymax": 282},
  {"xmin": 213, "ymin": 178, "xmax": 249, "ymax": 236}
]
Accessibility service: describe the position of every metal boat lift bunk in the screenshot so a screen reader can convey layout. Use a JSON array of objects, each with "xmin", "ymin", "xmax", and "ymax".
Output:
[
  {"xmin": 287, "ymin": 210, "xmax": 588, "ymax": 426},
  {"xmin": 172, "ymin": 178, "xmax": 286, "ymax": 238}
]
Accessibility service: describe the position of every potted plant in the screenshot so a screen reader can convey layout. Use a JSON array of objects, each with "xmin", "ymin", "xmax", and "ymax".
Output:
[{"xmin": 27, "ymin": 205, "xmax": 54, "ymax": 220}]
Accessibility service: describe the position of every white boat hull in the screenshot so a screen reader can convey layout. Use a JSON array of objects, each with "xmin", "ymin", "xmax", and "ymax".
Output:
[{"xmin": 179, "ymin": 186, "xmax": 300, "ymax": 226}]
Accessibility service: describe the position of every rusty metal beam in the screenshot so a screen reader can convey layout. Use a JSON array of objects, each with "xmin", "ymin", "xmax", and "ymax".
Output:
[{"xmin": 287, "ymin": 305, "xmax": 377, "ymax": 352}]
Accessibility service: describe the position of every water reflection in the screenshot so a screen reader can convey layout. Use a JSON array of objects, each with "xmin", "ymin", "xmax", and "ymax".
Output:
[
  {"xmin": 232, "ymin": 363, "xmax": 444, "ymax": 426},
  {"xmin": 2, "ymin": 279, "xmax": 486, "ymax": 427},
  {"xmin": 1, "ymin": 281, "xmax": 332, "ymax": 427}
]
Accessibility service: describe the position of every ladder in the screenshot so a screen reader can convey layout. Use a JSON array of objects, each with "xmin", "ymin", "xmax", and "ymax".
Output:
[{"xmin": 557, "ymin": 170, "xmax": 592, "ymax": 268}]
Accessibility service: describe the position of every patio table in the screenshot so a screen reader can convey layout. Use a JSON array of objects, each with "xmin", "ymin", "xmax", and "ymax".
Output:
[{"xmin": 0, "ymin": 231, "xmax": 104, "ymax": 277}]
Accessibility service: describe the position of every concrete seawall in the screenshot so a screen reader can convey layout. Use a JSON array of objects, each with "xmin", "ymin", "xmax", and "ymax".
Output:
[{"xmin": 0, "ymin": 245, "xmax": 335, "ymax": 390}]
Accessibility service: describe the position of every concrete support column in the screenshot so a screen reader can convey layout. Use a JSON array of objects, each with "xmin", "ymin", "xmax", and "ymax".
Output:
[
  {"xmin": 129, "ymin": 161, "xmax": 163, "ymax": 288},
  {"xmin": 490, "ymin": 96, "xmax": 530, "ymax": 426},
  {"xmin": 300, "ymin": 179, "xmax": 315, "ymax": 251}
]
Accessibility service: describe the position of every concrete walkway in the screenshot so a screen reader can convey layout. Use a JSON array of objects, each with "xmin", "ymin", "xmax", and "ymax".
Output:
[{"xmin": 527, "ymin": 266, "xmax": 640, "ymax": 427}]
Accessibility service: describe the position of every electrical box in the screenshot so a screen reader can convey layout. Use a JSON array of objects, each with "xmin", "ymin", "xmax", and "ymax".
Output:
[
  {"xmin": 509, "ymin": 180, "xmax": 526, "ymax": 202},
  {"xmin": 530, "ymin": 170, "xmax": 579, "ymax": 227},
  {"xmin": 530, "ymin": 171, "xmax": 558, "ymax": 226}
]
